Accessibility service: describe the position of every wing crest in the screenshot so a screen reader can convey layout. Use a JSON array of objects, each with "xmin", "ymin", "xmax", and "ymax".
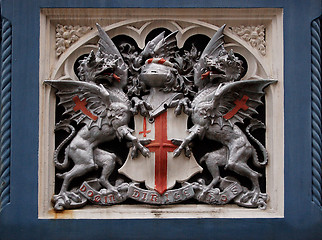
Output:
[
  {"xmin": 201, "ymin": 24, "xmax": 226, "ymax": 59},
  {"xmin": 95, "ymin": 24, "xmax": 128, "ymax": 88},
  {"xmin": 194, "ymin": 25, "xmax": 226, "ymax": 89},
  {"xmin": 44, "ymin": 80, "xmax": 116, "ymax": 129},
  {"xmin": 140, "ymin": 32, "xmax": 165, "ymax": 60},
  {"xmin": 153, "ymin": 30, "xmax": 178, "ymax": 58},
  {"xmin": 96, "ymin": 23, "xmax": 122, "ymax": 59},
  {"xmin": 196, "ymin": 79, "xmax": 276, "ymax": 127}
]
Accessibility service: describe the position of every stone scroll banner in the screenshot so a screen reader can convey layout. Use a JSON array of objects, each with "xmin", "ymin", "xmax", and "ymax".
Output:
[{"xmin": 78, "ymin": 180, "xmax": 243, "ymax": 206}]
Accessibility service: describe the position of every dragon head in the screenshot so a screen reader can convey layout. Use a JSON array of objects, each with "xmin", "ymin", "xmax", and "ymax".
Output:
[
  {"xmin": 203, "ymin": 47, "xmax": 244, "ymax": 82},
  {"xmin": 77, "ymin": 50, "xmax": 123, "ymax": 84}
]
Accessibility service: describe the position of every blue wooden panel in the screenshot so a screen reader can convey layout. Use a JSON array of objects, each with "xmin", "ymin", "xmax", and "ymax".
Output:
[{"xmin": 0, "ymin": 0, "xmax": 321, "ymax": 239}]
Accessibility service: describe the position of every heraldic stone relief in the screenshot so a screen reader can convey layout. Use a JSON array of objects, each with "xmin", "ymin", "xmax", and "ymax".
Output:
[{"xmin": 44, "ymin": 23, "xmax": 276, "ymax": 211}]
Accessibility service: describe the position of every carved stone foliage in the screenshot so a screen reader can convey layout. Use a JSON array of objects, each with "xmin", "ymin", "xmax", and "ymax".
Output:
[
  {"xmin": 45, "ymin": 23, "xmax": 276, "ymax": 212},
  {"xmin": 230, "ymin": 25, "xmax": 266, "ymax": 55},
  {"xmin": 56, "ymin": 24, "xmax": 92, "ymax": 57}
]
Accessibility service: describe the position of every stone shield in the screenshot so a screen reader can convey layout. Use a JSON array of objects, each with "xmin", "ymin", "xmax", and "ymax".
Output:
[{"xmin": 119, "ymin": 109, "xmax": 203, "ymax": 194}]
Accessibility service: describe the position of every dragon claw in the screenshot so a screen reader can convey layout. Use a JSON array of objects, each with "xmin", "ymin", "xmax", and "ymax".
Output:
[
  {"xmin": 173, "ymin": 148, "xmax": 182, "ymax": 158},
  {"xmin": 131, "ymin": 146, "xmax": 138, "ymax": 158},
  {"xmin": 173, "ymin": 146, "xmax": 191, "ymax": 158},
  {"xmin": 131, "ymin": 97, "xmax": 152, "ymax": 117},
  {"xmin": 184, "ymin": 147, "xmax": 191, "ymax": 158},
  {"xmin": 52, "ymin": 191, "xmax": 84, "ymax": 211},
  {"xmin": 99, "ymin": 185, "xmax": 121, "ymax": 199},
  {"xmin": 174, "ymin": 106, "xmax": 182, "ymax": 116},
  {"xmin": 141, "ymin": 147, "xmax": 151, "ymax": 157},
  {"xmin": 171, "ymin": 97, "xmax": 192, "ymax": 116},
  {"xmin": 171, "ymin": 139, "xmax": 192, "ymax": 158},
  {"xmin": 131, "ymin": 139, "xmax": 151, "ymax": 158},
  {"xmin": 235, "ymin": 189, "xmax": 268, "ymax": 209}
]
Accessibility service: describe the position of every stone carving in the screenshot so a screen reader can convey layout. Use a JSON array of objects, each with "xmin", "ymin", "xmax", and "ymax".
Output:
[
  {"xmin": 230, "ymin": 25, "xmax": 266, "ymax": 55},
  {"xmin": 46, "ymin": 24, "xmax": 150, "ymax": 210},
  {"xmin": 45, "ymin": 23, "xmax": 276, "ymax": 211},
  {"xmin": 56, "ymin": 24, "xmax": 92, "ymax": 57}
]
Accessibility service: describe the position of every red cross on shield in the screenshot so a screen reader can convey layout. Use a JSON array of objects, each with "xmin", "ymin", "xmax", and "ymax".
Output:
[{"xmin": 119, "ymin": 109, "xmax": 203, "ymax": 194}]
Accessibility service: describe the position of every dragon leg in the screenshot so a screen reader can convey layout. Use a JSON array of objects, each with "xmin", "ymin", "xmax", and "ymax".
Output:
[
  {"xmin": 199, "ymin": 147, "xmax": 227, "ymax": 198},
  {"xmin": 58, "ymin": 136, "xmax": 97, "ymax": 194},
  {"xmin": 94, "ymin": 148, "xmax": 120, "ymax": 195},
  {"xmin": 226, "ymin": 160, "xmax": 262, "ymax": 203},
  {"xmin": 59, "ymin": 163, "xmax": 96, "ymax": 194},
  {"xmin": 224, "ymin": 136, "xmax": 263, "ymax": 204}
]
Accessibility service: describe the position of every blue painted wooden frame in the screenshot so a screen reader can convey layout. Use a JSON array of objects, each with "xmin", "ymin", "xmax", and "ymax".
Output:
[{"xmin": 0, "ymin": 0, "xmax": 321, "ymax": 239}]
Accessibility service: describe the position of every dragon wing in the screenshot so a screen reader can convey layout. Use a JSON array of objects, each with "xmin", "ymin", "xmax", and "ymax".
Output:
[
  {"xmin": 44, "ymin": 80, "xmax": 129, "ymax": 129},
  {"xmin": 197, "ymin": 79, "xmax": 277, "ymax": 128},
  {"xmin": 194, "ymin": 25, "xmax": 226, "ymax": 89}
]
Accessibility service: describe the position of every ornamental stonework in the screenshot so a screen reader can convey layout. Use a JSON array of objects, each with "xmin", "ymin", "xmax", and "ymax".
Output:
[
  {"xmin": 45, "ymin": 23, "xmax": 276, "ymax": 212},
  {"xmin": 56, "ymin": 24, "xmax": 92, "ymax": 57},
  {"xmin": 230, "ymin": 25, "xmax": 266, "ymax": 55}
]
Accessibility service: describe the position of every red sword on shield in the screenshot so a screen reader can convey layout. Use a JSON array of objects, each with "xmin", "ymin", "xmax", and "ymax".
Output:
[
  {"xmin": 139, "ymin": 117, "xmax": 151, "ymax": 137},
  {"xmin": 143, "ymin": 112, "xmax": 177, "ymax": 194}
]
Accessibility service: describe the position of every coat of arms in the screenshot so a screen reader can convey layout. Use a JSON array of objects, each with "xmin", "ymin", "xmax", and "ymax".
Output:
[{"xmin": 45, "ymin": 24, "xmax": 276, "ymax": 211}]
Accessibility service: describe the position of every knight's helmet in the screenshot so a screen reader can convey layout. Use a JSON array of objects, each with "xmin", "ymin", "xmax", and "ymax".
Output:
[{"xmin": 139, "ymin": 31, "xmax": 180, "ymax": 90}]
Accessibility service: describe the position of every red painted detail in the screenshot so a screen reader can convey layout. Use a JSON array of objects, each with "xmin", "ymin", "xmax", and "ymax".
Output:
[
  {"xmin": 109, "ymin": 194, "xmax": 115, "ymax": 203},
  {"xmin": 113, "ymin": 73, "xmax": 121, "ymax": 82},
  {"xmin": 73, "ymin": 96, "xmax": 98, "ymax": 121},
  {"xmin": 146, "ymin": 112, "xmax": 177, "ymax": 194},
  {"xmin": 150, "ymin": 194, "xmax": 158, "ymax": 202},
  {"xmin": 201, "ymin": 71, "xmax": 210, "ymax": 80},
  {"xmin": 183, "ymin": 189, "xmax": 191, "ymax": 197},
  {"xmin": 142, "ymin": 192, "xmax": 147, "ymax": 201},
  {"xmin": 164, "ymin": 193, "xmax": 170, "ymax": 202},
  {"xmin": 174, "ymin": 192, "xmax": 180, "ymax": 200},
  {"xmin": 79, "ymin": 184, "xmax": 86, "ymax": 192},
  {"xmin": 223, "ymin": 95, "xmax": 249, "ymax": 120},
  {"xmin": 147, "ymin": 58, "xmax": 153, "ymax": 64},
  {"xmin": 158, "ymin": 58, "xmax": 166, "ymax": 64},
  {"xmin": 132, "ymin": 189, "xmax": 140, "ymax": 198},
  {"xmin": 94, "ymin": 195, "xmax": 101, "ymax": 202},
  {"xmin": 139, "ymin": 117, "xmax": 151, "ymax": 137},
  {"xmin": 221, "ymin": 195, "xmax": 227, "ymax": 202}
]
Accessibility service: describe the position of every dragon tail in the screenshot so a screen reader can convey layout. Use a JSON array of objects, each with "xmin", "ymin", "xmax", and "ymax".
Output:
[
  {"xmin": 53, "ymin": 120, "xmax": 76, "ymax": 170},
  {"xmin": 246, "ymin": 119, "xmax": 268, "ymax": 168}
]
